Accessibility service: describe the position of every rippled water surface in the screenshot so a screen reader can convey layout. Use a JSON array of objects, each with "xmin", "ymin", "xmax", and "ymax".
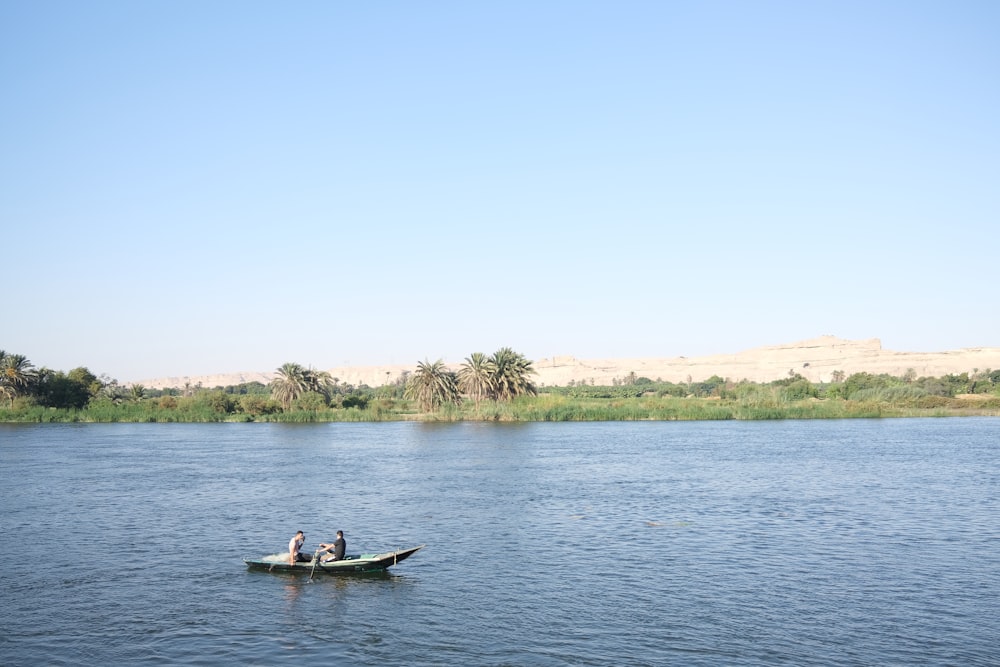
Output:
[{"xmin": 1, "ymin": 419, "xmax": 998, "ymax": 665}]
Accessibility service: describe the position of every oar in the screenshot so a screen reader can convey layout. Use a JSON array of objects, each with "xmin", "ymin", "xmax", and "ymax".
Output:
[{"xmin": 308, "ymin": 549, "xmax": 322, "ymax": 580}]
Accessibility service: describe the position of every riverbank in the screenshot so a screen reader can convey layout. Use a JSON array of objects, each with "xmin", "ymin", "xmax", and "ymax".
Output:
[{"xmin": 5, "ymin": 394, "xmax": 998, "ymax": 423}]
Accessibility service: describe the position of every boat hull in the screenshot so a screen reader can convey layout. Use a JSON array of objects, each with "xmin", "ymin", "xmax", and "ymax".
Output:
[{"xmin": 244, "ymin": 545, "xmax": 424, "ymax": 575}]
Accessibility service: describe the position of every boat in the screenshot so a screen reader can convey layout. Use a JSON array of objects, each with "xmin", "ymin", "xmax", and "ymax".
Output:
[{"xmin": 244, "ymin": 545, "xmax": 425, "ymax": 575}]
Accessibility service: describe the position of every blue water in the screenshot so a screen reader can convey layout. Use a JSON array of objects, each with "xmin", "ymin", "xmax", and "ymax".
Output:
[{"xmin": 1, "ymin": 419, "xmax": 998, "ymax": 665}]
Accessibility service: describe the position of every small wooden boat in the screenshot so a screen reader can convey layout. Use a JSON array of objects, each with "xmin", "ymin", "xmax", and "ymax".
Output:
[{"xmin": 244, "ymin": 545, "xmax": 424, "ymax": 575}]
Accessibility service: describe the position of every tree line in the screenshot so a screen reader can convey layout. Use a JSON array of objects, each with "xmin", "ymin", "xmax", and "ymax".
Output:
[
  {"xmin": 2, "ymin": 347, "xmax": 997, "ymax": 421},
  {"xmin": 1, "ymin": 351, "xmax": 113, "ymax": 409},
  {"xmin": 403, "ymin": 348, "xmax": 537, "ymax": 412},
  {"xmin": 0, "ymin": 347, "xmax": 539, "ymax": 415},
  {"xmin": 267, "ymin": 348, "xmax": 538, "ymax": 413}
]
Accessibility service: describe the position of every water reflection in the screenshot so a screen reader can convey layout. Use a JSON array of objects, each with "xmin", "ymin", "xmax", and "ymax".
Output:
[{"xmin": 282, "ymin": 581, "xmax": 301, "ymax": 606}]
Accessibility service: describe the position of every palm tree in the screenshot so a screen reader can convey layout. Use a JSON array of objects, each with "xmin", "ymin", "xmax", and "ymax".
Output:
[
  {"xmin": 303, "ymin": 367, "xmax": 335, "ymax": 400},
  {"xmin": 0, "ymin": 351, "xmax": 36, "ymax": 408},
  {"xmin": 270, "ymin": 362, "xmax": 310, "ymax": 410},
  {"xmin": 270, "ymin": 363, "xmax": 335, "ymax": 410},
  {"xmin": 458, "ymin": 352, "xmax": 494, "ymax": 411},
  {"xmin": 404, "ymin": 359, "xmax": 459, "ymax": 412},
  {"xmin": 488, "ymin": 347, "xmax": 537, "ymax": 401}
]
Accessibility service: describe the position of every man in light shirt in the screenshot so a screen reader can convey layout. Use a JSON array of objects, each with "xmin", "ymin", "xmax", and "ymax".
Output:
[{"xmin": 288, "ymin": 530, "xmax": 305, "ymax": 565}]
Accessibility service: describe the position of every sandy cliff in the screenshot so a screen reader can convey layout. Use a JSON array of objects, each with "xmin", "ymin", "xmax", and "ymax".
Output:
[{"xmin": 138, "ymin": 336, "xmax": 1000, "ymax": 390}]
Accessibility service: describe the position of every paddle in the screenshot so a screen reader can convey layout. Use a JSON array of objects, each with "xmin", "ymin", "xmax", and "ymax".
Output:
[{"xmin": 308, "ymin": 549, "xmax": 322, "ymax": 580}]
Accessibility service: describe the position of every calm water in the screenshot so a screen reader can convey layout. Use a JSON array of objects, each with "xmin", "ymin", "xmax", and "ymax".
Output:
[{"xmin": 1, "ymin": 419, "xmax": 998, "ymax": 666}]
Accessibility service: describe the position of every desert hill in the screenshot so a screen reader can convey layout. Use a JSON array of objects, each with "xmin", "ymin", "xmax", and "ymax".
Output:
[{"xmin": 137, "ymin": 336, "xmax": 1000, "ymax": 390}]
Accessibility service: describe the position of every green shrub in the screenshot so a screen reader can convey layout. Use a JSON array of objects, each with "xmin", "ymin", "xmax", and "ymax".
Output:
[{"xmin": 341, "ymin": 394, "xmax": 369, "ymax": 409}]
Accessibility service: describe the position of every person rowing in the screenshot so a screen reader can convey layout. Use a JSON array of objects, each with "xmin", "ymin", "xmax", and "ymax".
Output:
[{"xmin": 318, "ymin": 530, "xmax": 346, "ymax": 562}]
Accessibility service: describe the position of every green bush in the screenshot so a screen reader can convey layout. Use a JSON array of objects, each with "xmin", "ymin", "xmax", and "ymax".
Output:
[{"xmin": 341, "ymin": 394, "xmax": 369, "ymax": 409}]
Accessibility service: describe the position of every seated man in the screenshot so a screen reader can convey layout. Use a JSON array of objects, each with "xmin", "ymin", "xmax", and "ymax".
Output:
[
  {"xmin": 288, "ymin": 530, "xmax": 310, "ymax": 565},
  {"xmin": 319, "ymin": 531, "xmax": 346, "ymax": 562}
]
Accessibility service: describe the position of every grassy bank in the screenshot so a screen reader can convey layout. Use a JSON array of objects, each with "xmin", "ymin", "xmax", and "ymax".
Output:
[{"xmin": 3, "ymin": 393, "xmax": 998, "ymax": 423}]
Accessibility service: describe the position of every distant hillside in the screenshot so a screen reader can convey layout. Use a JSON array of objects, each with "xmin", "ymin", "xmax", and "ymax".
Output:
[{"xmin": 137, "ymin": 336, "xmax": 1000, "ymax": 390}]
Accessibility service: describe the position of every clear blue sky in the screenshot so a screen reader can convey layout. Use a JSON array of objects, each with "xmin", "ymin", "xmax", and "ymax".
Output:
[{"xmin": 3, "ymin": 1, "xmax": 998, "ymax": 382}]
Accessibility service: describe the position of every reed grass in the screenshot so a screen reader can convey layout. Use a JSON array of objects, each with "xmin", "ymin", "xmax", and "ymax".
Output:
[
  {"xmin": 2, "ymin": 392, "xmax": 997, "ymax": 423},
  {"xmin": 851, "ymin": 386, "xmax": 928, "ymax": 403}
]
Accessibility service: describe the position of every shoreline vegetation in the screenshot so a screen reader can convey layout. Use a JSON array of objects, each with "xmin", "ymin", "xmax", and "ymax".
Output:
[
  {"xmin": 2, "ymin": 348, "xmax": 998, "ymax": 423},
  {"xmin": 5, "ymin": 395, "xmax": 998, "ymax": 424}
]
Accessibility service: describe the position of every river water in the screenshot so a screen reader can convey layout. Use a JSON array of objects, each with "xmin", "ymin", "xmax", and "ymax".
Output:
[{"xmin": 1, "ymin": 419, "xmax": 997, "ymax": 666}]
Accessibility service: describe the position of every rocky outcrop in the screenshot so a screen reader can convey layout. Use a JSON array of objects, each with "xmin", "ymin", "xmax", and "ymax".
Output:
[
  {"xmin": 137, "ymin": 336, "xmax": 1000, "ymax": 389},
  {"xmin": 530, "ymin": 336, "xmax": 1000, "ymax": 386}
]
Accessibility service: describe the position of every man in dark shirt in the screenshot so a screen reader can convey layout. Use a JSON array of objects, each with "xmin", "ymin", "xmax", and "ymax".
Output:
[{"xmin": 320, "ymin": 531, "xmax": 346, "ymax": 562}]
